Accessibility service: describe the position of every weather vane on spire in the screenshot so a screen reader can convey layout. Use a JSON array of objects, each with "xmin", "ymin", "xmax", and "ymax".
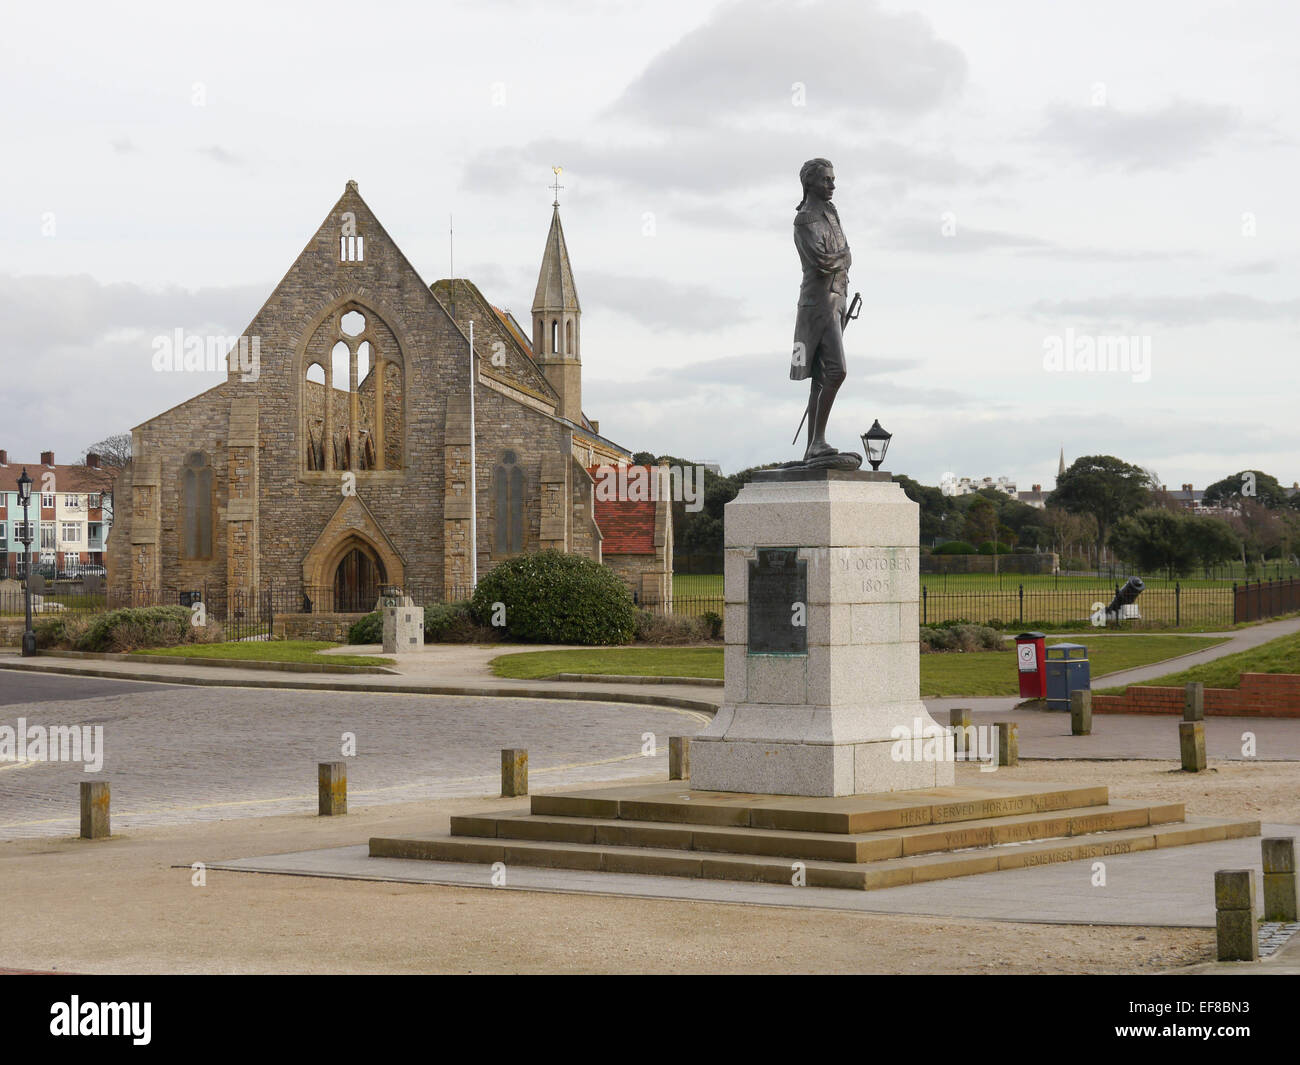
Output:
[{"xmin": 550, "ymin": 166, "xmax": 564, "ymax": 207}]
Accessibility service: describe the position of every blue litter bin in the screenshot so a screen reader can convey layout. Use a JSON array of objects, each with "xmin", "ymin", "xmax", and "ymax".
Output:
[{"xmin": 1045, "ymin": 642, "xmax": 1089, "ymax": 712}]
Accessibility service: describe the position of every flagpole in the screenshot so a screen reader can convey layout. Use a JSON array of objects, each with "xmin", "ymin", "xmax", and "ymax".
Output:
[{"xmin": 468, "ymin": 317, "xmax": 478, "ymax": 591}]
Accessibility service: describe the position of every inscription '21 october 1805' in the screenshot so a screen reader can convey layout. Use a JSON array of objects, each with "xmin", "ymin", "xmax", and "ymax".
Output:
[{"xmin": 835, "ymin": 551, "xmax": 911, "ymax": 596}]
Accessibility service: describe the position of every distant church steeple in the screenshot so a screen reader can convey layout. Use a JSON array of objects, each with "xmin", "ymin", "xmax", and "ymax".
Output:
[
  {"xmin": 532, "ymin": 170, "xmax": 582, "ymax": 424},
  {"xmin": 1058, "ymin": 446, "xmax": 1066, "ymax": 480}
]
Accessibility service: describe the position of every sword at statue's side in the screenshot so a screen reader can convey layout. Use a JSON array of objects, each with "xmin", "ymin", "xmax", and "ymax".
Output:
[{"xmin": 790, "ymin": 291, "xmax": 862, "ymax": 445}]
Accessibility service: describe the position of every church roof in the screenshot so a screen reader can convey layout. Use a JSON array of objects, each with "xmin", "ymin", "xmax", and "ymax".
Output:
[
  {"xmin": 532, "ymin": 206, "xmax": 581, "ymax": 315},
  {"xmin": 589, "ymin": 466, "xmax": 658, "ymax": 555}
]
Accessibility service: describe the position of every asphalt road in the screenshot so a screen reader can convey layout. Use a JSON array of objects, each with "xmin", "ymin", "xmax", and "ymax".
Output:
[{"xmin": 0, "ymin": 672, "xmax": 708, "ymax": 839}]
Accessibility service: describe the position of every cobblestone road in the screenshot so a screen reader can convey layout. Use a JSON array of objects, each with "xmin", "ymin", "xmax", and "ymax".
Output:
[{"xmin": 0, "ymin": 674, "xmax": 709, "ymax": 839}]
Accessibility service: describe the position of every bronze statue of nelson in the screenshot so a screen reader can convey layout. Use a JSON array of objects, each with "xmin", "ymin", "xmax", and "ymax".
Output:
[{"xmin": 789, "ymin": 158, "xmax": 861, "ymax": 469}]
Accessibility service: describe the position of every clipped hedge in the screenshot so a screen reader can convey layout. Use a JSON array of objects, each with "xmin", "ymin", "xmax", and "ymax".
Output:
[
  {"xmin": 933, "ymin": 540, "xmax": 978, "ymax": 555},
  {"xmin": 470, "ymin": 550, "xmax": 636, "ymax": 645}
]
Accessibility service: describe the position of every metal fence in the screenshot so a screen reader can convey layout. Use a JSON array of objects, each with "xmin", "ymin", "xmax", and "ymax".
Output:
[
  {"xmin": 639, "ymin": 594, "xmax": 722, "ymax": 619},
  {"xmin": 0, "ymin": 579, "xmax": 473, "ymax": 644},
  {"xmin": 1233, "ymin": 578, "xmax": 1300, "ymax": 625}
]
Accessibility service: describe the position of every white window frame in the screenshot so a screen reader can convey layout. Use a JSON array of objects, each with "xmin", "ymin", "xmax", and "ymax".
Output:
[
  {"xmin": 64, "ymin": 494, "xmax": 81, "ymax": 508},
  {"xmin": 41, "ymin": 493, "xmax": 55, "ymax": 508},
  {"xmin": 61, "ymin": 522, "xmax": 81, "ymax": 543},
  {"xmin": 40, "ymin": 522, "xmax": 56, "ymax": 550}
]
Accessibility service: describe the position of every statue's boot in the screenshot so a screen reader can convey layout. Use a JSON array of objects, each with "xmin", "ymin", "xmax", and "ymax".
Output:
[{"xmin": 803, "ymin": 380, "xmax": 840, "ymax": 460}]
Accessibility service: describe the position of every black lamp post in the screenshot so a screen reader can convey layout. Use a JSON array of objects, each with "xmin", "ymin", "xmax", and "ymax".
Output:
[
  {"xmin": 15, "ymin": 468, "xmax": 36, "ymax": 656},
  {"xmin": 860, "ymin": 419, "xmax": 893, "ymax": 472}
]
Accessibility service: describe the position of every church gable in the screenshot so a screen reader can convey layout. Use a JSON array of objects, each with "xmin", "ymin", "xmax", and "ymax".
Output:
[{"xmin": 430, "ymin": 278, "xmax": 558, "ymax": 407}]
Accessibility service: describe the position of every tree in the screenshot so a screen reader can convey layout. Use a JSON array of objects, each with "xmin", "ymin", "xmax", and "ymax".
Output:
[
  {"xmin": 1203, "ymin": 469, "xmax": 1288, "ymax": 510},
  {"xmin": 1049, "ymin": 455, "xmax": 1152, "ymax": 558},
  {"xmin": 80, "ymin": 432, "xmax": 131, "ymax": 512},
  {"xmin": 1183, "ymin": 515, "xmax": 1241, "ymax": 570},
  {"xmin": 895, "ymin": 474, "xmax": 964, "ymax": 544},
  {"xmin": 1110, "ymin": 508, "xmax": 1241, "ymax": 576},
  {"xmin": 962, "ymin": 496, "xmax": 998, "ymax": 546},
  {"xmin": 1108, "ymin": 508, "xmax": 1199, "ymax": 576}
]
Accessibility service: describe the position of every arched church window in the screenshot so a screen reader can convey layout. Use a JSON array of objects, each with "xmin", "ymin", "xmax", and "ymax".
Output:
[
  {"xmin": 494, "ymin": 450, "xmax": 525, "ymax": 555},
  {"xmin": 551, "ymin": 320, "xmax": 558, "ymax": 354},
  {"xmin": 565, "ymin": 319, "xmax": 573, "ymax": 354},
  {"xmin": 182, "ymin": 451, "xmax": 213, "ymax": 560},
  {"xmin": 304, "ymin": 306, "xmax": 401, "ymax": 472}
]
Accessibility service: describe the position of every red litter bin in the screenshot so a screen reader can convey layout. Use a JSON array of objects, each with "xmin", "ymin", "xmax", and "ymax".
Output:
[{"xmin": 1015, "ymin": 631, "xmax": 1047, "ymax": 699}]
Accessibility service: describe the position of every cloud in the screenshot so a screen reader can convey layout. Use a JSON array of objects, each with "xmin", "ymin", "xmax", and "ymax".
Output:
[
  {"xmin": 609, "ymin": 0, "xmax": 967, "ymax": 128},
  {"xmin": 1035, "ymin": 99, "xmax": 1244, "ymax": 172},
  {"xmin": 882, "ymin": 218, "xmax": 1189, "ymax": 262},
  {"xmin": 0, "ymin": 273, "xmax": 270, "ymax": 459},
  {"xmin": 460, "ymin": 1, "xmax": 985, "ymax": 205},
  {"xmin": 1027, "ymin": 292, "xmax": 1300, "ymax": 327},
  {"xmin": 197, "ymin": 145, "xmax": 243, "ymax": 166},
  {"xmin": 581, "ymin": 271, "xmax": 752, "ymax": 331},
  {"xmin": 110, "ymin": 137, "xmax": 138, "ymax": 154}
]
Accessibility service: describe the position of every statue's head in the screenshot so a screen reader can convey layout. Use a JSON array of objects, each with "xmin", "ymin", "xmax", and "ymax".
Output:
[{"xmin": 798, "ymin": 158, "xmax": 835, "ymax": 209}]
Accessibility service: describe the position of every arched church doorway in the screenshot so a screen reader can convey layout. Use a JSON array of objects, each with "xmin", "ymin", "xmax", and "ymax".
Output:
[{"xmin": 333, "ymin": 544, "xmax": 386, "ymax": 612}]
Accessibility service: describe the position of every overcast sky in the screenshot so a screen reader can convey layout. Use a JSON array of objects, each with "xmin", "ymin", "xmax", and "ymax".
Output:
[{"xmin": 3, "ymin": 0, "xmax": 1297, "ymax": 491}]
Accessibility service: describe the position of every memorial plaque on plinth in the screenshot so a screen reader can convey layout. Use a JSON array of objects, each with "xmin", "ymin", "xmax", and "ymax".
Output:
[{"xmin": 747, "ymin": 549, "xmax": 807, "ymax": 655}]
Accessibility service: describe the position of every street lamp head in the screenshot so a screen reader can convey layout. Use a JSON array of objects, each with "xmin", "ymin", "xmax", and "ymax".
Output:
[
  {"xmin": 16, "ymin": 467, "xmax": 32, "ymax": 507},
  {"xmin": 859, "ymin": 420, "xmax": 893, "ymax": 472}
]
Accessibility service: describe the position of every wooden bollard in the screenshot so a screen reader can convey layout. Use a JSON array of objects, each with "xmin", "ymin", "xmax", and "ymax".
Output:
[
  {"xmin": 995, "ymin": 722, "xmax": 1018, "ymax": 767},
  {"xmin": 1262, "ymin": 838, "xmax": 1299, "ymax": 922},
  {"xmin": 668, "ymin": 736, "xmax": 690, "ymax": 780},
  {"xmin": 80, "ymin": 781, "xmax": 110, "ymax": 839},
  {"xmin": 501, "ymin": 748, "xmax": 528, "ymax": 797},
  {"xmin": 1179, "ymin": 721, "xmax": 1206, "ymax": 772},
  {"xmin": 1184, "ymin": 682, "xmax": 1205, "ymax": 722},
  {"xmin": 1070, "ymin": 690, "xmax": 1092, "ymax": 735},
  {"xmin": 1214, "ymin": 869, "xmax": 1259, "ymax": 961},
  {"xmin": 318, "ymin": 761, "xmax": 347, "ymax": 816},
  {"xmin": 949, "ymin": 708, "xmax": 972, "ymax": 757}
]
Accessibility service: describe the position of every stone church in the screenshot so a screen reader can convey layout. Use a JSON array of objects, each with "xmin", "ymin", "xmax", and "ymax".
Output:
[{"xmin": 108, "ymin": 181, "xmax": 672, "ymax": 616}]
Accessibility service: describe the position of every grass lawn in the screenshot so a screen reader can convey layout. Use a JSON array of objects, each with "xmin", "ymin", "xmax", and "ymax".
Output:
[
  {"xmin": 673, "ymin": 574, "xmax": 723, "ymax": 598},
  {"xmin": 131, "ymin": 640, "xmax": 394, "ymax": 668},
  {"xmin": 1098, "ymin": 631, "xmax": 1300, "ymax": 692},
  {"xmin": 491, "ymin": 646, "xmax": 721, "ymax": 680},
  {"xmin": 490, "ymin": 634, "xmax": 1226, "ymax": 695}
]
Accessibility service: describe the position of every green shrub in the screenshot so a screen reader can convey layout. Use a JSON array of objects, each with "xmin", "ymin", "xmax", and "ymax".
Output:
[
  {"xmin": 424, "ymin": 601, "xmax": 493, "ymax": 643},
  {"xmin": 977, "ymin": 541, "xmax": 1014, "ymax": 555},
  {"xmin": 920, "ymin": 622, "xmax": 1003, "ymax": 653},
  {"xmin": 933, "ymin": 540, "xmax": 978, "ymax": 555},
  {"xmin": 635, "ymin": 609, "xmax": 706, "ymax": 644},
  {"xmin": 470, "ymin": 550, "xmax": 636, "ymax": 645},
  {"xmin": 73, "ymin": 606, "xmax": 222, "ymax": 653},
  {"xmin": 347, "ymin": 611, "xmax": 383, "ymax": 645},
  {"xmin": 701, "ymin": 610, "xmax": 723, "ymax": 641}
]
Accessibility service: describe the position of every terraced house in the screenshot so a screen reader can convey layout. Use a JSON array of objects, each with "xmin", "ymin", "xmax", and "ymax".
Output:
[
  {"xmin": 0, "ymin": 450, "xmax": 113, "ymax": 577},
  {"xmin": 107, "ymin": 182, "xmax": 671, "ymax": 618}
]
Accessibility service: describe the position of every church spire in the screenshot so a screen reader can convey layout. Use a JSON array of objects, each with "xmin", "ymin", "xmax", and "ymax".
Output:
[
  {"xmin": 1058, "ymin": 446, "xmax": 1066, "ymax": 480},
  {"xmin": 531, "ymin": 176, "xmax": 582, "ymax": 424}
]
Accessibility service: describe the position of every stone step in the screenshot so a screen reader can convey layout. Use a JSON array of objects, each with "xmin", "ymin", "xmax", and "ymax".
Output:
[
  {"xmin": 369, "ymin": 816, "xmax": 1260, "ymax": 891},
  {"xmin": 448, "ymin": 800, "xmax": 1187, "ymax": 864},
  {"xmin": 528, "ymin": 780, "xmax": 1111, "ymax": 834}
]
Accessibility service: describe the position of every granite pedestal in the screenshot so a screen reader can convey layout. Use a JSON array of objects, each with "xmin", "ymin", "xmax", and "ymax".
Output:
[{"xmin": 691, "ymin": 470, "xmax": 953, "ymax": 797}]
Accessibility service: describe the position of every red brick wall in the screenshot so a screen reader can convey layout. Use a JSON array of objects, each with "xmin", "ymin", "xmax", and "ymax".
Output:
[{"xmin": 1093, "ymin": 673, "xmax": 1300, "ymax": 717}]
